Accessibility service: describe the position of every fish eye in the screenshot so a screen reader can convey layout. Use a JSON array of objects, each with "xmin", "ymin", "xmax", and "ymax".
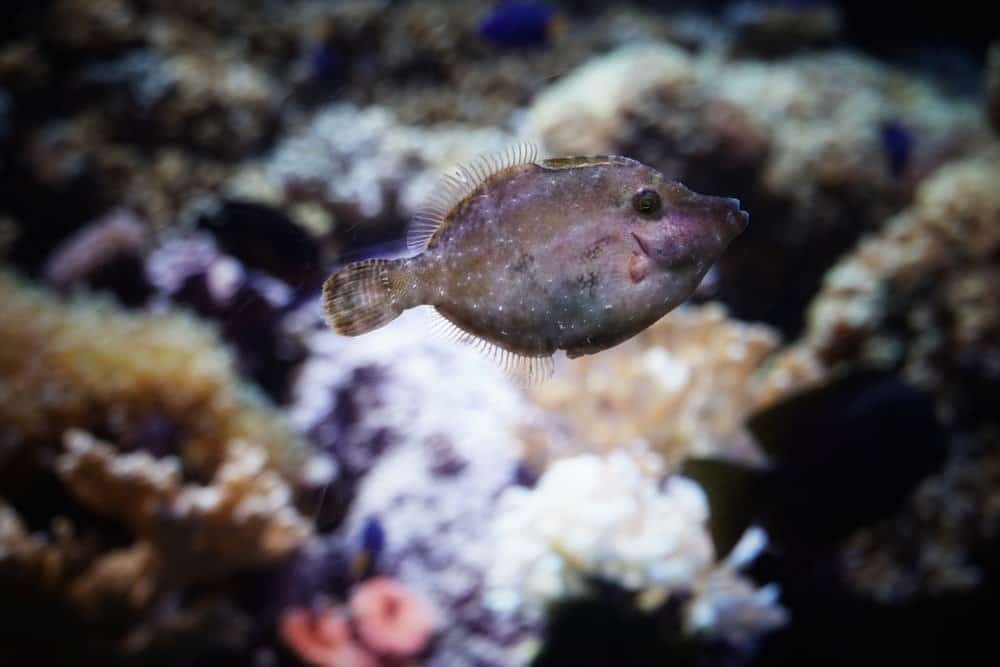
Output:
[{"xmin": 632, "ymin": 189, "xmax": 662, "ymax": 216}]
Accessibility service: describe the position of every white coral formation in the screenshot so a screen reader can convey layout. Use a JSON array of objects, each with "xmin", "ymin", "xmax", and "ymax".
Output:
[
  {"xmin": 487, "ymin": 452, "xmax": 714, "ymax": 605},
  {"xmin": 685, "ymin": 567, "xmax": 787, "ymax": 646},
  {"xmin": 485, "ymin": 452, "xmax": 787, "ymax": 645},
  {"xmin": 528, "ymin": 44, "xmax": 695, "ymax": 155},
  {"xmin": 267, "ymin": 103, "xmax": 521, "ymax": 224},
  {"xmin": 289, "ymin": 309, "xmax": 561, "ymax": 667}
]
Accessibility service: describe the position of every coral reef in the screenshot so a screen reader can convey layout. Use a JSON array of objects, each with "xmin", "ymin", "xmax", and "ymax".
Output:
[
  {"xmin": 350, "ymin": 576, "xmax": 438, "ymax": 659},
  {"xmin": 770, "ymin": 148, "xmax": 1000, "ymax": 602},
  {"xmin": 799, "ymin": 148, "xmax": 1000, "ymax": 425},
  {"xmin": 0, "ymin": 271, "xmax": 309, "ymax": 478},
  {"xmin": 289, "ymin": 310, "xmax": 559, "ymax": 666},
  {"xmin": 486, "ymin": 451, "xmax": 715, "ymax": 606},
  {"xmin": 0, "ymin": 272, "xmax": 316, "ymax": 662},
  {"xmin": 42, "ymin": 208, "xmax": 147, "ymax": 290},
  {"xmin": 532, "ymin": 304, "xmax": 787, "ymax": 467},
  {"xmin": 280, "ymin": 606, "xmax": 376, "ymax": 667},
  {"xmin": 266, "ymin": 102, "xmax": 517, "ymax": 237},
  {"xmin": 485, "ymin": 451, "xmax": 787, "ymax": 649},
  {"xmin": 57, "ymin": 430, "xmax": 310, "ymax": 581},
  {"xmin": 2, "ymin": 1, "xmax": 998, "ymax": 665}
]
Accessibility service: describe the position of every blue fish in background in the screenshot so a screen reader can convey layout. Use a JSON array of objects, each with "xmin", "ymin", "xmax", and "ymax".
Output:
[
  {"xmin": 479, "ymin": 1, "xmax": 566, "ymax": 48},
  {"xmin": 306, "ymin": 43, "xmax": 345, "ymax": 82},
  {"xmin": 879, "ymin": 119, "xmax": 914, "ymax": 178},
  {"xmin": 351, "ymin": 515, "xmax": 386, "ymax": 578}
]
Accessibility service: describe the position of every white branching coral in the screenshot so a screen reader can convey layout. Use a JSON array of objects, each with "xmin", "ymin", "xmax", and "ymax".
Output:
[
  {"xmin": 484, "ymin": 452, "xmax": 787, "ymax": 646},
  {"xmin": 686, "ymin": 567, "xmax": 787, "ymax": 646},
  {"xmin": 487, "ymin": 452, "xmax": 713, "ymax": 608},
  {"xmin": 267, "ymin": 103, "xmax": 518, "ymax": 224}
]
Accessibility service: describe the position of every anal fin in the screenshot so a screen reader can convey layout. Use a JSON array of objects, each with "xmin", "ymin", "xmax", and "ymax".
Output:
[{"xmin": 428, "ymin": 307, "xmax": 554, "ymax": 385}]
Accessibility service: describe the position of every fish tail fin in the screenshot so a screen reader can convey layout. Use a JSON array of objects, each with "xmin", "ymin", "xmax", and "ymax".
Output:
[{"xmin": 322, "ymin": 258, "xmax": 412, "ymax": 335}]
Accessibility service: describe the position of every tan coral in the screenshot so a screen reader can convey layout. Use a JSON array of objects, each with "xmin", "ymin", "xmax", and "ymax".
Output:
[
  {"xmin": 57, "ymin": 430, "xmax": 310, "ymax": 581},
  {"xmin": 0, "ymin": 501, "xmax": 96, "ymax": 595},
  {"xmin": 770, "ymin": 148, "xmax": 1000, "ymax": 601},
  {"xmin": 0, "ymin": 271, "xmax": 308, "ymax": 480},
  {"xmin": 531, "ymin": 303, "xmax": 787, "ymax": 467},
  {"xmin": 841, "ymin": 438, "xmax": 1000, "ymax": 600},
  {"xmin": 68, "ymin": 542, "xmax": 162, "ymax": 618},
  {"xmin": 800, "ymin": 148, "xmax": 1000, "ymax": 376}
]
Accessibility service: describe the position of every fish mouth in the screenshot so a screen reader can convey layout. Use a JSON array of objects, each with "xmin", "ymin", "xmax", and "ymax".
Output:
[
  {"xmin": 631, "ymin": 231, "xmax": 652, "ymax": 258},
  {"xmin": 724, "ymin": 197, "xmax": 750, "ymax": 233}
]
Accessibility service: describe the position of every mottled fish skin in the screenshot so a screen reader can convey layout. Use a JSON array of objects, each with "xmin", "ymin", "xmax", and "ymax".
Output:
[
  {"xmin": 404, "ymin": 156, "xmax": 748, "ymax": 358},
  {"xmin": 322, "ymin": 149, "xmax": 748, "ymax": 376}
]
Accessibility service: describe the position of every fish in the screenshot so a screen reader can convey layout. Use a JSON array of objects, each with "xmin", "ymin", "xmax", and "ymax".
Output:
[
  {"xmin": 322, "ymin": 144, "xmax": 749, "ymax": 382},
  {"xmin": 478, "ymin": 2, "xmax": 566, "ymax": 48},
  {"xmin": 879, "ymin": 119, "xmax": 914, "ymax": 178},
  {"xmin": 350, "ymin": 515, "xmax": 386, "ymax": 579}
]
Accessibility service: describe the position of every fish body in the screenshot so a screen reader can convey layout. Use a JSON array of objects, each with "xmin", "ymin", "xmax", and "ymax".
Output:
[{"xmin": 323, "ymin": 146, "xmax": 748, "ymax": 381}]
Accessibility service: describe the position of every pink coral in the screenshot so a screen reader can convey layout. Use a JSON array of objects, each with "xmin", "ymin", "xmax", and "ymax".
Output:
[
  {"xmin": 349, "ymin": 577, "xmax": 437, "ymax": 659},
  {"xmin": 279, "ymin": 607, "xmax": 376, "ymax": 667}
]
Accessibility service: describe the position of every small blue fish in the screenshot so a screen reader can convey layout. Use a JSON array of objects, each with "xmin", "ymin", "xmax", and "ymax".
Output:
[
  {"xmin": 879, "ymin": 120, "xmax": 914, "ymax": 178},
  {"xmin": 306, "ymin": 43, "xmax": 345, "ymax": 81},
  {"xmin": 479, "ymin": 2, "xmax": 565, "ymax": 48},
  {"xmin": 351, "ymin": 515, "xmax": 386, "ymax": 578},
  {"xmin": 360, "ymin": 515, "xmax": 386, "ymax": 555}
]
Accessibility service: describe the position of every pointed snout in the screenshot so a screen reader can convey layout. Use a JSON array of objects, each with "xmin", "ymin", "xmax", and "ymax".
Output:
[{"xmin": 723, "ymin": 197, "xmax": 750, "ymax": 234}]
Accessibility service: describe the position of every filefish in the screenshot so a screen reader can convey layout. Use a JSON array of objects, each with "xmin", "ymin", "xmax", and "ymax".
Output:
[{"xmin": 322, "ymin": 145, "xmax": 749, "ymax": 382}]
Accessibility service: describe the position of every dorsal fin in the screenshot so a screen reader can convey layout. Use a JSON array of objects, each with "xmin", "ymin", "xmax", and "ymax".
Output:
[
  {"xmin": 540, "ymin": 155, "xmax": 637, "ymax": 170},
  {"xmin": 427, "ymin": 307, "xmax": 554, "ymax": 385},
  {"xmin": 407, "ymin": 142, "xmax": 539, "ymax": 253}
]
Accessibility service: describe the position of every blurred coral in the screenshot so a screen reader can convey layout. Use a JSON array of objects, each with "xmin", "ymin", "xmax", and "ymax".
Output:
[
  {"xmin": 280, "ymin": 606, "xmax": 376, "ymax": 667},
  {"xmin": 801, "ymin": 148, "xmax": 1000, "ymax": 424},
  {"xmin": 759, "ymin": 148, "xmax": 1000, "ymax": 602},
  {"xmin": 486, "ymin": 452, "xmax": 715, "ymax": 606},
  {"xmin": 267, "ymin": 103, "xmax": 518, "ymax": 234},
  {"xmin": 350, "ymin": 576, "xmax": 438, "ymax": 659},
  {"xmin": 0, "ymin": 270, "xmax": 309, "ymax": 479},
  {"xmin": 290, "ymin": 311, "xmax": 558, "ymax": 665},
  {"xmin": 685, "ymin": 565, "xmax": 787, "ymax": 647},
  {"xmin": 532, "ymin": 304, "xmax": 785, "ymax": 466},
  {"xmin": 485, "ymin": 451, "xmax": 786, "ymax": 648},
  {"xmin": 42, "ymin": 207, "xmax": 147, "ymax": 290},
  {"xmin": 57, "ymin": 430, "xmax": 310, "ymax": 581}
]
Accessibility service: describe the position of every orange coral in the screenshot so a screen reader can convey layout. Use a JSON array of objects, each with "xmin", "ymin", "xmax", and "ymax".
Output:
[
  {"xmin": 280, "ymin": 607, "xmax": 376, "ymax": 667},
  {"xmin": 349, "ymin": 577, "xmax": 437, "ymax": 659}
]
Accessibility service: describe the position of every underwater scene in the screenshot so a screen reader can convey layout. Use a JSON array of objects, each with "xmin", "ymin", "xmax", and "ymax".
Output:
[{"xmin": 0, "ymin": 1, "xmax": 997, "ymax": 665}]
